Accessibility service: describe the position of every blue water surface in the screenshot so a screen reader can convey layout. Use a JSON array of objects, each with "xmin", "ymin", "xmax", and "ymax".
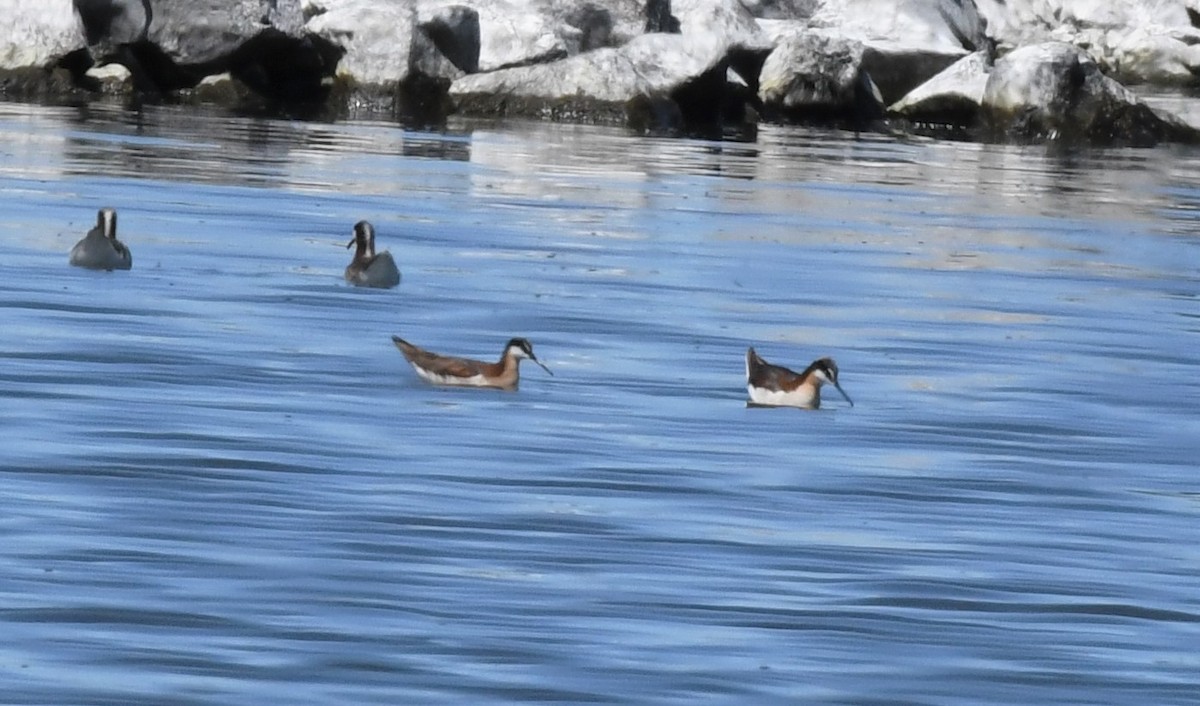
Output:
[{"xmin": 1, "ymin": 102, "xmax": 1198, "ymax": 705}]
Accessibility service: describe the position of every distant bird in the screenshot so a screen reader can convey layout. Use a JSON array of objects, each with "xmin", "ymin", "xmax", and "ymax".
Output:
[
  {"xmin": 345, "ymin": 220, "xmax": 400, "ymax": 288},
  {"xmin": 391, "ymin": 335, "xmax": 553, "ymax": 390},
  {"xmin": 69, "ymin": 208, "xmax": 132, "ymax": 271},
  {"xmin": 745, "ymin": 347, "xmax": 853, "ymax": 409}
]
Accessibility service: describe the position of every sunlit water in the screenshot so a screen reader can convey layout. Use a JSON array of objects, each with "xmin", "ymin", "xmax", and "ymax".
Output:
[{"xmin": 1, "ymin": 101, "xmax": 1199, "ymax": 704}]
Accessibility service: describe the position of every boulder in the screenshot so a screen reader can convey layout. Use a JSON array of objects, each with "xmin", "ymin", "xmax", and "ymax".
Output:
[
  {"xmin": 303, "ymin": 0, "xmax": 654, "ymax": 93},
  {"xmin": 521, "ymin": 0, "xmax": 680, "ymax": 47},
  {"xmin": 75, "ymin": 0, "xmax": 147, "ymax": 48},
  {"xmin": 420, "ymin": 5, "xmax": 481, "ymax": 73},
  {"xmin": 143, "ymin": 0, "xmax": 305, "ymax": 66},
  {"xmin": 797, "ymin": 0, "xmax": 988, "ymax": 51},
  {"xmin": 741, "ymin": 0, "xmax": 820, "ymax": 21},
  {"xmin": 755, "ymin": 0, "xmax": 988, "ymax": 104},
  {"xmin": 387, "ymin": 0, "xmax": 651, "ymax": 74},
  {"xmin": 463, "ymin": 0, "xmax": 574, "ymax": 70},
  {"xmin": 72, "ymin": 0, "xmax": 337, "ymax": 104},
  {"xmin": 974, "ymin": 0, "xmax": 1200, "ymax": 86},
  {"xmin": 673, "ymin": 0, "xmax": 772, "ymax": 49},
  {"xmin": 449, "ymin": 31, "xmax": 757, "ymax": 130},
  {"xmin": 757, "ymin": 31, "xmax": 885, "ymax": 126},
  {"xmin": 980, "ymin": 41, "xmax": 1200, "ymax": 145},
  {"xmin": 674, "ymin": 0, "xmax": 773, "ymax": 86},
  {"xmin": 888, "ymin": 48, "xmax": 991, "ymax": 127},
  {"xmin": 447, "ymin": 0, "xmax": 771, "ymax": 130},
  {"xmin": 306, "ymin": 0, "xmax": 418, "ymax": 86},
  {"xmin": 2, "ymin": 0, "xmax": 87, "ymax": 97}
]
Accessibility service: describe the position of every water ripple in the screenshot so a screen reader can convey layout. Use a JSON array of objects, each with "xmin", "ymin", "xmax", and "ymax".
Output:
[{"xmin": 1, "ymin": 102, "xmax": 1199, "ymax": 705}]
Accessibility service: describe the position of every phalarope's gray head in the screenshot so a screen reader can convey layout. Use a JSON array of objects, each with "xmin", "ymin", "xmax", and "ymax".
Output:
[
  {"xmin": 345, "ymin": 220, "xmax": 400, "ymax": 288},
  {"xmin": 391, "ymin": 335, "xmax": 553, "ymax": 391},
  {"xmin": 745, "ymin": 347, "xmax": 852, "ymax": 409},
  {"xmin": 69, "ymin": 208, "xmax": 132, "ymax": 271}
]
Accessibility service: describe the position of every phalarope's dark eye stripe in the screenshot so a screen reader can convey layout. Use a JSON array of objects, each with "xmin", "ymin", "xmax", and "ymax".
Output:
[
  {"xmin": 391, "ymin": 335, "xmax": 552, "ymax": 391},
  {"xmin": 745, "ymin": 347, "xmax": 852, "ymax": 409}
]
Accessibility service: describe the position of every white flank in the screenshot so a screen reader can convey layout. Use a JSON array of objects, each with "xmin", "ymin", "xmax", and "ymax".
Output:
[
  {"xmin": 411, "ymin": 364, "xmax": 489, "ymax": 387},
  {"xmin": 747, "ymin": 384, "xmax": 817, "ymax": 409}
]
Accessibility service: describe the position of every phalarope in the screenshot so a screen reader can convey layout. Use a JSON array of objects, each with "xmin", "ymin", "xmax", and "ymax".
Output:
[
  {"xmin": 391, "ymin": 336, "xmax": 552, "ymax": 390},
  {"xmin": 69, "ymin": 208, "xmax": 132, "ymax": 271},
  {"xmin": 345, "ymin": 220, "xmax": 400, "ymax": 288},
  {"xmin": 746, "ymin": 347, "xmax": 852, "ymax": 409}
]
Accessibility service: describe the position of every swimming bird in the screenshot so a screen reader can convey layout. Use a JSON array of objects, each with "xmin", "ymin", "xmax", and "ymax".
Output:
[
  {"xmin": 745, "ymin": 347, "xmax": 853, "ymax": 409},
  {"xmin": 69, "ymin": 208, "xmax": 132, "ymax": 271},
  {"xmin": 345, "ymin": 220, "xmax": 400, "ymax": 288},
  {"xmin": 391, "ymin": 335, "xmax": 553, "ymax": 390}
]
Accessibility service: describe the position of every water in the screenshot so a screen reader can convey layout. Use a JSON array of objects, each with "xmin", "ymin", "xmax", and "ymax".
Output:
[{"xmin": 1, "ymin": 101, "xmax": 1199, "ymax": 705}]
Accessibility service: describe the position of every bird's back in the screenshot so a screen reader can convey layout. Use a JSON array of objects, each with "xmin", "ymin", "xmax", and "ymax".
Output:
[
  {"xmin": 70, "ymin": 229, "xmax": 132, "ymax": 271},
  {"xmin": 347, "ymin": 252, "xmax": 400, "ymax": 288}
]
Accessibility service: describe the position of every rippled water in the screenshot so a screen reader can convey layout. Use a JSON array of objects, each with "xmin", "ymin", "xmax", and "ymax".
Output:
[{"xmin": 2, "ymin": 101, "xmax": 1199, "ymax": 704}]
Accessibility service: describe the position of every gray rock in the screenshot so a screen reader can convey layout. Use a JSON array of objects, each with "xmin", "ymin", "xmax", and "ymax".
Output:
[
  {"xmin": 75, "ymin": 0, "xmax": 148, "ymax": 48},
  {"xmin": 146, "ymin": 1, "xmax": 297, "ymax": 66},
  {"xmin": 444, "ymin": 0, "xmax": 772, "ymax": 129},
  {"xmin": 757, "ymin": 31, "xmax": 885, "ymax": 125},
  {"xmin": 11, "ymin": 0, "xmax": 1199, "ymax": 147},
  {"xmin": 449, "ymin": 31, "xmax": 753, "ymax": 129},
  {"xmin": 306, "ymin": 0, "xmax": 417, "ymax": 86},
  {"xmin": 673, "ymin": 0, "xmax": 774, "ymax": 89},
  {"xmin": 446, "ymin": 0, "xmax": 573, "ymax": 71},
  {"xmin": 980, "ymin": 41, "xmax": 1200, "ymax": 145},
  {"xmin": 758, "ymin": 0, "xmax": 987, "ymax": 51},
  {"xmin": 427, "ymin": 0, "xmax": 768, "ymax": 73},
  {"xmin": 306, "ymin": 0, "xmax": 479, "ymax": 118},
  {"xmin": 420, "ymin": 5, "xmax": 481, "ymax": 73},
  {"xmin": 71, "ymin": 0, "xmax": 336, "ymax": 104},
  {"xmin": 741, "ymin": 0, "xmax": 819, "ymax": 21},
  {"xmin": 1, "ymin": 0, "xmax": 89, "ymax": 97},
  {"xmin": 3, "ymin": 0, "xmax": 85, "ymax": 67},
  {"xmin": 643, "ymin": 0, "xmax": 678, "ymax": 32},
  {"xmin": 756, "ymin": 1, "xmax": 988, "ymax": 104},
  {"xmin": 974, "ymin": 0, "xmax": 1200, "ymax": 86},
  {"xmin": 300, "ymin": 0, "xmax": 665, "ymax": 88},
  {"xmin": 888, "ymin": 48, "xmax": 991, "ymax": 126},
  {"xmin": 564, "ymin": 3, "xmax": 615, "ymax": 51},
  {"xmin": 75, "ymin": 0, "xmax": 304, "ymax": 66},
  {"xmin": 673, "ymin": 0, "xmax": 772, "ymax": 51}
]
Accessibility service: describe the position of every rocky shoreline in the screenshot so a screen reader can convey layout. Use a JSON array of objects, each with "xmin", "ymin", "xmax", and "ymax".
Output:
[{"xmin": 6, "ymin": 0, "xmax": 1200, "ymax": 145}]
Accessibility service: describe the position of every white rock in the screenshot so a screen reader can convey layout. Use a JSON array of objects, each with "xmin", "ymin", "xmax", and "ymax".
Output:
[
  {"xmin": 755, "ymin": 0, "xmax": 987, "ymax": 104},
  {"xmin": 142, "ymin": 0, "xmax": 305, "ymax": 65},
  {"xmin": 673, "ymin": 0, "xmax": 773, "ymax": 52},
  {"xmin": 758, "ymin": 31, "xmax": 885, "ymax": 120},
  {"xmin": 889, "ymin": 49, "xmax": 991, "ymax": 121},
  {"xmin": 974, "ymin": 0, "xmax": 1200, "ymax": 85},
  {"xmin": 982, "ymin": 42, "xmax": 1104, "ymax": 119},
  {"xmin": 804, "ymin": 0, "xmax": 987, "ymax": 55},
  {"xmin": 306, "ymin": 0, "xmax": 418, "ymax": 85},
  {"xmin": 451, "ymin": 32, "xmax": 729, "ymax": 105},
  {"xmin": 85, "ymin": 63, "xmax": 133, "ymax": 82},
  {"xmin": 981, "ymin": 41, "xmax": 1198, "ymax": 144},
  {"xmin": 466, "ymin": 0, "xmax": 570, "ymax": 70},
  {"xmin": 2, "ymin": 0, "xmax": 85, "ymax": 68}
]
